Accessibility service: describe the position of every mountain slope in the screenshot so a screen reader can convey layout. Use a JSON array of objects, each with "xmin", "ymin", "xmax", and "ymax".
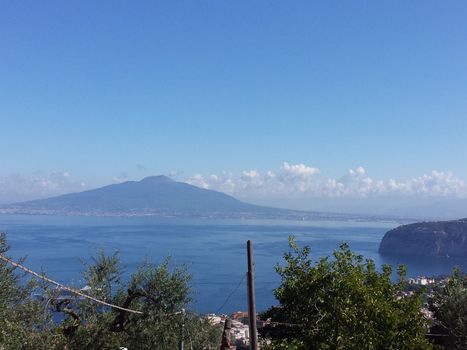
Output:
[
  {"xmin": 1, "ymin": 176, "xmax": 295, "ymax": 217},
  {"xmin": 1, "ymin": 176, "xmax": 396, "ymax": 221}
]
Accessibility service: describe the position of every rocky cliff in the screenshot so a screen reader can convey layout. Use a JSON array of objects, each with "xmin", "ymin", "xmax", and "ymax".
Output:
[{"xmin": 379, "ymin": 219, "xmax": 467, "ymax": 258}]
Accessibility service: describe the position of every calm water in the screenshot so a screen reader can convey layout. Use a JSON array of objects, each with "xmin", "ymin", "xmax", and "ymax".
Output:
[{"xmin": 1, "ymin": 215, "xmax": 466, "ymax": 314}]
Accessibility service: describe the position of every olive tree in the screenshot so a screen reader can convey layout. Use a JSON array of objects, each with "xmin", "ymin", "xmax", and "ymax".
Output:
[
  {"xmin": 0, "ymin": 232, "xmax": 63, "ymax": 349},
  {"xmin": 0, "ymin": 233, "xmax": 221, "ymax": 350}
]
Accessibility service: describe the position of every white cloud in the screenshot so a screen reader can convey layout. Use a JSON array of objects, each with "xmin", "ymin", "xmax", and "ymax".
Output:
[
  {"xmin": 185, "ymin": 163, "xmax": 467, "ymax": 200},
  {"xmin": 386, "ymin": 171, "xmax": 466, "ymax": 197},
  {"xmin": 281, "ymin": 162, "xmax": 320, "ymax": 177},
  {"xmin": 2, "ymin": 165, "xmax": 466, "ymax": 205},
  {"xmin": 242, "ymin": 170, "xmax": 260, "ymax": 179},
  {"xmin": 112, "ymin": 172, "xmax": 130, "ymax": 184},
  {"xmin": 0, "ymin": 172, "xmax": 88, "ymax": 204},
  {"xmin": 187, "ymin": 174, "xmax": 209, "ymax": 189},
  {"xmin": 349, "ymin": 166, "xmax": 365, "ymax": 177},
  {"xmin": 187, "ymin": 163, "xmax": 322, "ymax": 198}
]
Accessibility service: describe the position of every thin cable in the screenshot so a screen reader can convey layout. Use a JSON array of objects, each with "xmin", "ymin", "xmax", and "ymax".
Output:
[
  {"xmin": 264, "ymin": 320, "xmax": 302, "ymax": 327},
  {"xmin": 0, "ymin": 253, "xmax": 143, "ymax": 315},
  {"xmin": 214, "ymin": 272, "xmax": 246, "ymax": 315}
]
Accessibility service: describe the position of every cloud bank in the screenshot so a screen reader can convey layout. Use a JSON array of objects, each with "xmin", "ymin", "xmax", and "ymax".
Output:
[
  {"xmin": 0, "ymin": 172, "xmax": 87, "ymax": 204},
  {"xmin": 1, "ymin": 163, "xmax": 466, "ymax": 205},
  {"xmin": 187, "ymin": 163, "xmax": 467, "ymax": 200}
]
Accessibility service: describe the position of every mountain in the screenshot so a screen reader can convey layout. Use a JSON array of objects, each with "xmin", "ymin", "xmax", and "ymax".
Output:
[
  {"xmin": 0, "ymin": 176, "xmax": 408, "ymax": 221},
  {"xmin": 379, "ymin": 219, "xmax": 467, "ymax": 258},
  {"xmin": 0, "ymin": 176, "xmax": 259, "ymax": 216},
  {"xmin": 0, "ymin": 175, "xmax": 319, "ymax": 219}
]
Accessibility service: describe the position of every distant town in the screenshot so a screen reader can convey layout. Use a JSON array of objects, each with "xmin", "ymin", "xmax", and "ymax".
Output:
[{"xmin": 0, "ymin": 205, "xmax": 412, "ymax": 223}]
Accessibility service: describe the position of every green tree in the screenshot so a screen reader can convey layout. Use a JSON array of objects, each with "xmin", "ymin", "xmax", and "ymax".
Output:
[
  {"xmin": 55, "ymin": 252, "xmax": 222, "ymax": 349},
  {"xmin": 0, "ymin": 232, "xmax": 64, "ymax": 350},
  {"xmin": 0, "ymin": 233, "xmax": 222, "ymax": 350},
  {"xmin": 260, "ymin": 237, "xmax": 434, "ymax": 350},
  {"xmin": 429, "ymin": 268, "xmax": 467, "ymax": 350}
]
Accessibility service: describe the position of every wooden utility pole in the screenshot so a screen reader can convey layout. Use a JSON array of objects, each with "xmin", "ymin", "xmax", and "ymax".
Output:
[
  {"xmin": 247, "ymin": 240, "xmax": 258, "ymax": 350},
  {"xmin": 179, "ymin": 308, "xmax": 185, "ymax": 350},
  {"xmin": 220, "ymin": 318, "xmax": 232, "ymax": 350}
]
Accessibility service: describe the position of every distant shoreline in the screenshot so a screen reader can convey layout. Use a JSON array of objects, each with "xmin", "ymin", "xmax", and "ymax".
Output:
[{"xmin": 0, "ymin": 208, "xmax": 413, "ymax": 225}]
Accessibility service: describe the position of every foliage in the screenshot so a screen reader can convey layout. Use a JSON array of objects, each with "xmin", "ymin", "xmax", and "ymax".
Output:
[
  {"xmin": 0, "ymin": 232, "xmax": 63, "ymax": 349},
  {"xmin": 0, "ymin": 233, "xmax": 221, "ymax": 350},
  {"xmin": 429, "ymin": 268, "xmax": 467, "ymax": 350},
  {"xmin": 260, "ymin": 237, "xmax": 435, "ymax": 350}
]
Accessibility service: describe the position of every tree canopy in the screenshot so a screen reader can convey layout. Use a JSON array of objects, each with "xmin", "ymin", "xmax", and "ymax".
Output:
[
  {"xmin": 3, "ymin": 232, "xmax": 466, "ymax": 349},
  {"xmin": 0, "ymin": 232, "xmax": 221, "ymax": 350},
  {"xmin": 260, "ymin": 237, "xmax": 435, "ymax": 350},
  {"xmin": 429, "ymin": 268, "xmax": 467, "ymax": 350}
]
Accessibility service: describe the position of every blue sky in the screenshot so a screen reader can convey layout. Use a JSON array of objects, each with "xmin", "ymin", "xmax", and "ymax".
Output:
[{"xmin": 1, "ymin": 1, "xmax": 467, "ymax": 209}]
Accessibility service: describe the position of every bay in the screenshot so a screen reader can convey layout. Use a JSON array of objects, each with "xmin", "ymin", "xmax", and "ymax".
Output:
[{"xmin": 1, "ymin": 214, "xmax": 466, "ymax": 314}]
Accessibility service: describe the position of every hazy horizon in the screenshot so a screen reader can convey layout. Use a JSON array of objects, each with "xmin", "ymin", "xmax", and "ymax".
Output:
[{"xmin": 2, "ymin": 174, "xmax": 466, "ymax": 220}]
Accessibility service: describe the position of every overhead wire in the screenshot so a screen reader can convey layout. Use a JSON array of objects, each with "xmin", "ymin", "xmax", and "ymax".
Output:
[
  {"xmin": 0, "ymin": 253, "xmax": 143, "ymax": 315},
  {"xmin": 3, "ymin": 252, "xmax": 461, "ymax": 339},
  {"xmin": 214, "ymin": 272, "xmax": 246, "ymax": 315}
]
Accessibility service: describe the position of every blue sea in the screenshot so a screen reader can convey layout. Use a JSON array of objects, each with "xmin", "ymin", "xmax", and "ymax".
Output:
[{"xmin": 1, "ymin": 215, "xmax": 466, "ymax": 314}]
